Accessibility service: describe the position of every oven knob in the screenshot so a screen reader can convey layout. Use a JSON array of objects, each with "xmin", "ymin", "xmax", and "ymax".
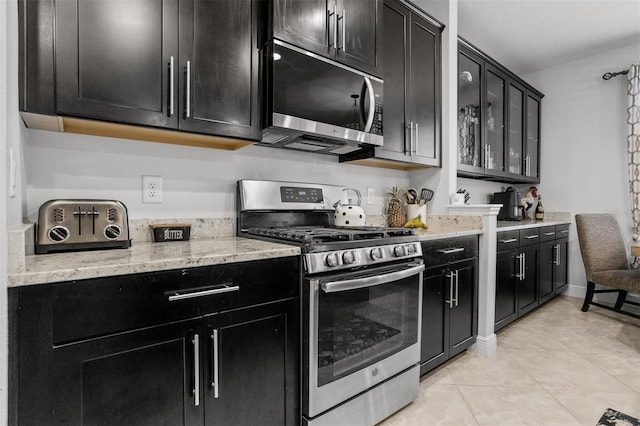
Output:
[
  {"xmin": 325, "ymin": 252, "xmax": 340, "ymax": 267},
  {"xmin": 342, "ymin": 250, "xmax": 356, "ymax": 265},
  {"xmin": 406, "ymin": 244, "xmax": 417, "ymax": 255},
  {"xmin": 370, "ymin": 247, "xmax": 384, "ymax": 261},
  {"xmin": 393, "ymin": 245, "xmax": 407, "ymax": 257},
  {"xmin": 104, "ymin": 224, "xmax": 122, "ymax": 240},
  {"xmin": 48, "ymin": 226, "xmax": 70, "ymax": 243}
]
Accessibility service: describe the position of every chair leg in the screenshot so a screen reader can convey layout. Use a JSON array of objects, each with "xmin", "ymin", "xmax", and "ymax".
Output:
[
  {"xmin": 614, "ymin": 289, "xmax": 628, "ymax": 310},
  {"xmin": 582, "ymin": 281, "xmax": 595, "ymax": 312}
]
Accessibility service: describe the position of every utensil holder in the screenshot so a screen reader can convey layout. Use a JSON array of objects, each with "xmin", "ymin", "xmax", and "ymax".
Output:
[{"xmin": 407, "ymin": 204, "xmax": 427, "ymax": 224}]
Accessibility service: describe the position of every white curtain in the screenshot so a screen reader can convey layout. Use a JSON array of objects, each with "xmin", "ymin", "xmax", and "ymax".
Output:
[{"xmin": 627, "ymin": 64, "xmax": 640, "ymax": 268}]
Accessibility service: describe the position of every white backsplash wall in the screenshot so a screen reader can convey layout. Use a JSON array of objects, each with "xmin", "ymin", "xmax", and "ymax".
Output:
[{"xmin": 25, "ymin": 129, "xmax": 411, "ymax": 221}]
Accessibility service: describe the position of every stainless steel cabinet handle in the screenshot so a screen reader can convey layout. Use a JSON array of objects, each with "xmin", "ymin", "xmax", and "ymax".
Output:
[
  {"xmin": 516, "ymin": 253, "xmax": 525, "ymax": 280},
  {"xmin": 560, "ymin": 229, "xmax": 569, "ymax": 234},
  {"xmin": 554, "ymin": 243, "xmax": 561, "ymax": 266},
  {"xmin": 437, "ymin": 247, "xmax": 465, "ymax": 255},
  {"xmin": 444, "ymin": 270, "xmax": 454, "ymax": 308},
  {"xmin": 521, "ymin": 252, "xmax": 526, "ymax": 280},
  {"xmin": 406, "ymin": 122, "xmax": 413, "ymax": 154},
  {"xmin": 499, "ymin": 238, "xmax": 518, "ymax": 244},
  {"xmin": 169, "ymin": 56, "xmax": 175, "ymax": 116},
  {"xmin": 211, "ymin": 329, "xmax": 219, "ymax": 399},
  {"xmin": 326, "ymin": 9, "xmax": 334, "ymax": 47},
  {"xmin": 185, "ymin": 60, "xmax": 191, "ymax": 118},
  {"xmin": 454, "ymin": 270, "xmax": 459, "ymax": 307},
  {"xmin": 321, "ymin": 264, "xmax": 425, "ymax": 293},
  {"xmin": 414, "ymin": 123, "xmax": 419, "ymax": 154},
  {"xmin": 167, "ymin": 284, "xmax": 240, "ymax": 301},
  {"xmin": 333, "ymin": 11, "xmax": 338, "ymax": 51},
  {"xmin": 340, "ymin": 9, "xmax": 346, "ymax": 52},
  {"xmin": 193, "ymin": 334, "xmax": 200, "ymax": 407},
  {"xmin": 524, "ymin": 235, "xmax": 539, "ymax": 240},
  {"xmin": 543, "ymin": 232, "xmax": 555, "ymax": 236}
]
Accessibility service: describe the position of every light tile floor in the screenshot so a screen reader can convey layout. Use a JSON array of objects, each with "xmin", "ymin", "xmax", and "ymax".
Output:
[{"xmin": 381, "ymin": 296, "xmax": 640, "ymax": 426}]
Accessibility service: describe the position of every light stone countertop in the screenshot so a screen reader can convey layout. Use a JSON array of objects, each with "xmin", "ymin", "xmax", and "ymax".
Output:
[
  {"xmin": 8, "ymin": 237, "xmax": 301, "ymax": 288},
  {"xmin": 496, "ymin": 219, "xmax": 571, "ymax": 232}
]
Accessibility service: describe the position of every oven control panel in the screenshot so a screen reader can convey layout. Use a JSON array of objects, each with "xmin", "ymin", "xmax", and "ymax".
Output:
[
  {"xmin": 304, "ymin": 242, "xmax": 422, "ymax": 274},
  {"xmin": 280, "ymin": 186, "xmax": 324, "ymax": 203}
]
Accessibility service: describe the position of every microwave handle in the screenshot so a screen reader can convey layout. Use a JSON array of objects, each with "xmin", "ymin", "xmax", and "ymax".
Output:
[
  {"xmin": 360, "ymin": 76, "xmax": 375, "ymax": 133},
  {"xmin": 321, "ymin": 263, "xmax": 425, "ymax": 293}
]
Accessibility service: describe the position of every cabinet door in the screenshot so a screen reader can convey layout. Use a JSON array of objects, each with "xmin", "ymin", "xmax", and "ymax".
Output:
[
  {"xmin": 204, "ymin": 299, "xmax": 298, "ymax": 426},
  {"xmin": 409, "ymin": 11, "xmax": 441, "ymax": 166},
  {"xmin": 273, "ymin": 0, "xmax": 333, "ymax": 57},
  {"xmin": 55, "ymin": 0, "xmax": 178, "ymax": 128},
  {"xmin": 50, "ymin": 319, "xmax": 202, "ymax": 426},
  {"xmin": 377, "ymin": 0, "xmax": 409, "ymax": 162},
  {"xmin": 449, "ymin": 261, "xmax": 477, "ymax": 357},
  {"xmin": 337, "ymin": 0, "xmax": 381, "ymax": 76},
  {"xmin": 507, "ymin": 81, "xmax": 525, "ymax": 176},
  {"xmin": 420, "ymin": 268, "xmax": 448, "ymax": 375},
  {"xmin": 178, "ymin": 0, "xmax": 260, "ymax": 140},
  {"xmin": 518, "ymin": 245, "xmax": 539, "ymax": 316},
  {"xmin": 484, "ymin": 65, "xmax": 506, "ymax": 175},
  {"xmin": 457, "ymin": 48, "xmax": 484, "ymax": 173},
  {"xmin": 525, "ymin": 94, "xmax": 541, "ymax": 181},
  {"xmin": 538, "ymin": 241, "xmax": 555, "ymax": 304},
  {"xmin": 495, "ymin": 249, "xmax": 518, "ymax": 331},
  {"xmin": 555, "ymin": 238, "xmax": 569, "ymax": 294}
]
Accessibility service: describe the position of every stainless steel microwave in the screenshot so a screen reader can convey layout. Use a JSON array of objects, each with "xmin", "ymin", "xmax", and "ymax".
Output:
[{"xmin": 259, "ymin": 39, "xmax": 383, "ymax": 155}]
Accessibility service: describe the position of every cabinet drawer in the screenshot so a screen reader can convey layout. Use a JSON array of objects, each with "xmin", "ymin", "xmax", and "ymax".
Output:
[
  {"xmin": 539, "ymin": 226, "xmax": 557, "ymax": 242},
  {"xmin": 556, "ymin": 224, "xmax": 570, "ymax": 237},
  {"xmin": 51, "ymin": 257, "xmax": 299, "ymax": 344},
  {"xmin": 497, "ymin": 230, "xmax": 519, "ymax": 252},
  {"xmin": 519, "ymin": 228, "xmax": 540, "ymax": 246},
  {"xmin": 422, "ymin": 236, "xmax": 478, "ymax": 267}
]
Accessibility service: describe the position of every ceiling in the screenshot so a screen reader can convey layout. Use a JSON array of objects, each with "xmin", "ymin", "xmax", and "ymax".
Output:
[{"xmin": 458, "ymin": 0, "xmax": 640, "ymax": 76}]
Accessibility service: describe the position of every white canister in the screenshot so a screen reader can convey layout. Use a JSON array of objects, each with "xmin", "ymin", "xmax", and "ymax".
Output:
[{"xmin": 406, "ymin": 204, "xmax": 427, "ymax": 224}]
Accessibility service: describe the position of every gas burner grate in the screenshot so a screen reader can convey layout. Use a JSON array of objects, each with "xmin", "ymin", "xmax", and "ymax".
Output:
[{"xmin": 245, "ymin": 226, "xmax": 414, "ymax": 244}]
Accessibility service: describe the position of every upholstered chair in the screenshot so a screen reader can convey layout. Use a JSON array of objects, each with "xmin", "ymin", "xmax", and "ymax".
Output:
[{"xmin": 575, "ymin": 214, "xmax": 640, "ymax": 319}]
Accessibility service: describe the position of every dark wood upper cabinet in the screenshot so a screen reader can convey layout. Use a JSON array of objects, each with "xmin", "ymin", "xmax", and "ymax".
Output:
[
  {"xmin": 272, "ymin": 0, "xmax": 382, "ymax": 77},
  {"xmin": 55, "ymin": 0, "xmax": 178, "ymax": 128},
  {"xmin": 339, "ymin": 0, "xmax": 442, "ymax": 170},
  {"xmin": 178, "ymin": 0, "xmax": 260, "ymax": 140},
  {"xmin": 27, "ymin": 0, "xmax": 260, "ymax": 142}
]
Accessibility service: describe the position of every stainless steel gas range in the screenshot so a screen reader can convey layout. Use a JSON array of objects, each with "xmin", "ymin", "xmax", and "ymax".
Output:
[{"xmin": 237, "ymin": 180, "xmax": 424, "ymax": 426}]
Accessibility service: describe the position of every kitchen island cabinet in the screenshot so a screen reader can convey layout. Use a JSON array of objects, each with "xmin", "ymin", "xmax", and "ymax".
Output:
[
  {"xmin": 9, "ymin": 257, "xmax": 300, "ymax": 426},
  {"xmin": 420, "ymin": 236, "xmax": 478, "ymax": 375},
  {"xmin": 272, "ymin": 0, "xmax": 382, "ymax": 77}
]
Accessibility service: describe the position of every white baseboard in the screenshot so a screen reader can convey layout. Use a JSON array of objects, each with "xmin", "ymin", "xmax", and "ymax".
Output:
[{"xmin": 470, "ymin": 334, "xmax": 497, "ymax": 357}]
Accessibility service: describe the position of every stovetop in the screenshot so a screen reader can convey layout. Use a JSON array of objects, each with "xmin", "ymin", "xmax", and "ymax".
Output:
[{"xmin": 244, "ymin": 226, "xmax": 414, "ymax": 244}]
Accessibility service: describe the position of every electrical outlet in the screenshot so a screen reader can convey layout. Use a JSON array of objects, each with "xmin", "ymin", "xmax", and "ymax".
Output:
[
  {"xmin": 142, "ymin": 175, "xmax": 163, "ymax": 203},
  {"xmin": 367, "ymin": 187, "xmax": 375, "ymax": 205}
]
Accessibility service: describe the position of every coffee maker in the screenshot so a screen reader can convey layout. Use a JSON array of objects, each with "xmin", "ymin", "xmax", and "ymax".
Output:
[{"xmin": 492, "ymin": 187, "xmax": 522, "ymax": 221}]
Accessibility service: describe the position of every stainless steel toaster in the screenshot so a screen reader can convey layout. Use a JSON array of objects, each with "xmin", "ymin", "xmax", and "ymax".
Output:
[{"xmin": 36, "ymin": 199, "xmax": 131, "ymax": 254}]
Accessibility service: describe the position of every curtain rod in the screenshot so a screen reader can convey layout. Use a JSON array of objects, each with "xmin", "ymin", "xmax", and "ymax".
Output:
[{"xmin": 603, "ymin": 69, "xmax": 629, "ymax": 80}]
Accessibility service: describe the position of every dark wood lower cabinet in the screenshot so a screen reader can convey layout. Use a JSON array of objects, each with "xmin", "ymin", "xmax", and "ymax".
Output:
[
  {"xmin": 495, "ymin": 225, "xmax": 570, "ymax": 331},
  {"xmin": 420, "ymin": 237, "xmax": 478, "ymax": 375},
  {"xmin": 9, "ymin": 259, "xmax": 300, "ymax": 426}
]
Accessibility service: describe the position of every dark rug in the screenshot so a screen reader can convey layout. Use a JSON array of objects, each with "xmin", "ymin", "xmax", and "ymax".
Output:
[{"xmin": 597, "ymin": 408, "xmax": 640, "ymax": 426}]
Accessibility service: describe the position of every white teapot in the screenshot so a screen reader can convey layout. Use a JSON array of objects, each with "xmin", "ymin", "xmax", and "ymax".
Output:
[{"xmin": 333, "ymin": 188, "xmax": 367, "ymax": 227}]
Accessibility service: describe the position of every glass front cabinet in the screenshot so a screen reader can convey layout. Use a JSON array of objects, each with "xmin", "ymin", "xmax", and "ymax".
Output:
[{"xmin": 457, "ymin": 42, "xmax": 543, "ymax": 183}]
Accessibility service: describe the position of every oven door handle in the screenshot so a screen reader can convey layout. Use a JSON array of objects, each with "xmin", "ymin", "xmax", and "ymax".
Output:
[{"xmin": 320, "ymin": 263, "xmax": 425, "ymax": 293}]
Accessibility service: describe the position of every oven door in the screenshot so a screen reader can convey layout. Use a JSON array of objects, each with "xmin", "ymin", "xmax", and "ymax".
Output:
[{"xmin": 304, "ymin": 260, "xmax": 424, "ymax": 418}]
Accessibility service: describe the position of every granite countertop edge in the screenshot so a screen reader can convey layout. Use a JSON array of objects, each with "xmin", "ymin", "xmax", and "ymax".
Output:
[
  {"xmin": 9, "ymin": 229, "xmax": 485, "ymax": 287},
  {"xmin": 8, "ymin": 237, "xmax": 301, "ymax": 288},
  {"xmin": 496, "ymin": 219, "xmax": 571, "ymax": 232}
]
